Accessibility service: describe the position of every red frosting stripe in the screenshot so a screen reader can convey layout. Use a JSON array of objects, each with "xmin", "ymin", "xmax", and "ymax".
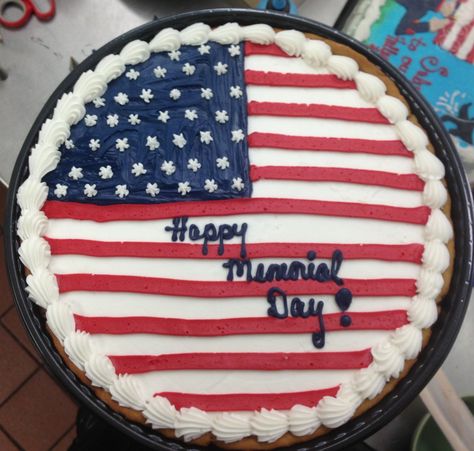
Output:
[
  {"xmin": 434, "ymin": 21, "xmax": 454, "ymax": 46},
  {"xmin": 156, "ymin": 387, "xmax": 340, "ymax": 411},
  {"xmin": 451, "ymin": 22, "xmax": 474, "ymax": 54},
  {"xmin": 43, "ymin": 198, "xmax": 430, "ymax": 224},
  {"xmin": 109, "ymin": 349, "xmax": 373, "ymax": 373},
  {"xmin": 250, "ymin": 165, "xmax": 424, "ymax": 191},
  {"xmin": 244, "ymin": 70, "xmax": 357, "ymax": 89},
  {"xmin": 74, "ymin": 311, "xmax": 408, "ymax": 335},
  {"xmin": 58, "ymin": 274, "xmax": 416, "ymax": 297},
  {"xmin": 245, "ymin": 42, "xmax": 290, "ymax": 57},
  {"xmin": 467, "ymin": 45, "xmax": 474, "ymax": 64},
  {"xmin": 248, "ymin": 132, "xmax": 412, "ymax": 157},
  {"xmin": 46, "ymin": 239, "xmax": 424, "ymax": 262},
  {"xmin": 248, "ymin": 101, "xmax": 389, "ymax": 124}
]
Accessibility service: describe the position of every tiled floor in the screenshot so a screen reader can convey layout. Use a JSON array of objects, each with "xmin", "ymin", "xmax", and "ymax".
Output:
[{"xmin": 0, "ymin": 184, "xmax": 78, "ymax": 451}]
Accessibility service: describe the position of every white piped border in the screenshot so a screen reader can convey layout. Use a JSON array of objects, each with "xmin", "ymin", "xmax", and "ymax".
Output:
[{"xmin": 16, "ymin": 22, "xmax": 453, "ymax": 444}]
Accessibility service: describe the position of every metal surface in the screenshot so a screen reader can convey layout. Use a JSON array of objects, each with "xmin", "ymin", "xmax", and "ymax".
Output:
[{"xmin": 2, "ymin": 2, "xmax": 473, "ymax": 450}]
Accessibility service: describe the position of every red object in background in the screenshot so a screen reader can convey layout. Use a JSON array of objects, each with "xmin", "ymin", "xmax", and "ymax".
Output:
[{"xmin": 0, "ymin": 0, "xmax": 55, "ymax": 29}]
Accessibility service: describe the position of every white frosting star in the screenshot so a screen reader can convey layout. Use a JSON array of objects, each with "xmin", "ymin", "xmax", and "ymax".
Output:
[
  {"xmin": 131, "ymin": 162, "xmax": 147, "ymax": 177},
  {"xmin": 68, "ymin": 166, "xmax": 83, "ymax": 180},
  {"xmin": 126, "ymin": 69, "xmax": 140, "ymax": 80},
  {"xmin": 204, "ymin": 179, "xmax": 218, "ymax": 193},
  {"xmin": 187, "ymin": 158, "xmax": 201, "ymax": 172},
  {"xmin": 89, "ymin": 139, "xmax": 101, "ymax": 151},
  {"xmin": 54, "ymin": 184, "xmax": 68, "ymax": 198},
  {"xmin": 98, "ymin": 165, "xmax": 113, "ymax": 179},
  {"xmin": 201, "ymin": 88, "xmax": 213, "ymax": 100},
  {"xmin": 216, "ymin": 156, "xmax": 230, "ymax": 170},
  {"xmin": 158, "ymin": 110, "xmax": 170, "ymax": 123},
  {"xmin": 172, "ymin": 133, "xmax": 187, "ymax": 149},
  {"xmin": 170, "ymin": 88, "xmax": 181, "ymax": 100},
  {"xmin": 213, "ymin": 61, "xmax": 228, "ymax": 75},
  {"xmin": 140, "ymin": 88, "xmax": 154, "ymax": 103},
  {"xmin": 106, "ymin": 114, "xmax": 119, "ymax": 127},
  {"xmin": 115, "ymin": 184, "xmax": 129, "ymax": 198},
  {"xmin": 229, "ymin": 85, "xmax": 243, "ymax": 99},
  {"xmin": 128, "ymin": 114, "xmax": 141, "ymax": 125},
  {"xmin": 184, "ymin": 109, "xmax": 198, "ymax": 121},
  {"xmin": 161, "ymin": 160, "xmax": 176, "ymax": 176},
  {"xmin": 178, "ymin": 181, "xmax": 191, "ymax": 196},
  {"xmin": 115, "ymin": 137, "xmax": 130, "ymax": 152},
  {"xmin": 84, "ymin": 114, "xmax": 98, "ymax": 127},
  {"xmin": 231, "ymin": 129, "xmax": 245, "ymax": 143},
  {"xmin": 146, "ymin": 136, "xmax": 160, "ymax": 151},
  {"xmin": 146, "ymin": 182, "xmax": 160, "ymax": 197},
  {"xmin": 154, "ymin": 66, "xmax": 167, "ymax": 78},
  {"xmin": 65, "ymin": 139, "xmax": 75, "ymax": 150},
  {"xmin": 182, "ymin": 62, "xmax": 196, "ymax": 76},
  {"xmin": 168, "ymin": 50, "xmax": 181, "ymax": 61},
  {"xmin": 198, "ymin": 44, "xmax": 210, "ymax": 55},
  {"xmin": 215, "ymin": 110, "xmax": 229, "ymax": 124},
  {"xmin": 114, "ymin": 92, "xmax": 129, "ymax": 105},
  {"xmin": 228, "ymin": 44, "xmax": 241, "ymax": 57},
  {"xmin": 92, "ymin": 97, "xmax": 105, "ymax": 108},
  {"xmin": 84, "ymin": 183, "xmax": 98, "ymax": 198},
  {"xmin": 200, "ymin": 131, "xmax": 213, "ymax": 144},
  {"xmin": 232, "ymin": 177, "xmax": 245, "ymax": 191}
]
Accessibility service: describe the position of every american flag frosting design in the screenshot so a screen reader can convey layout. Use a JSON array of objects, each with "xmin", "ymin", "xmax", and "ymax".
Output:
[{"xmin": 17, "ymin": 23, "xmax": 453, "ymax": 444}]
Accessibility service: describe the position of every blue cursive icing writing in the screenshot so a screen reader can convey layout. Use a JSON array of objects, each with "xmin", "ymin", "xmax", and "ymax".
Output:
[
  {"xmin": 266, "ymin": 287, "xmax": 326, "ymax": 348},
  {"xmin": 165, "ymin": 217, "xmax": 248, "ymax": 257},
  {"xmin": 163, "ymin": 217, "xmax": 354, "ymax": 349},
  {"xmin": 335, "ymin": 288, "xmax": 353, "ymax": 327},
  {"xmin": 223, "ymin": 250, "xmax": 344, "ymax": 284}
]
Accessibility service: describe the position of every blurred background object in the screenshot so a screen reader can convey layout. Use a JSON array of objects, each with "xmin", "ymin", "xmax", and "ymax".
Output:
[
  {"xmin": 242, "ymin": 0, "xmax": 300, "ymax": 14},
  {"xmin": 338, "ymin": 0, "xmax": 474, "ymax": 185},
  {"xmin": 0, "ymin": 0, "xmax": 56, "ymax": 29}
]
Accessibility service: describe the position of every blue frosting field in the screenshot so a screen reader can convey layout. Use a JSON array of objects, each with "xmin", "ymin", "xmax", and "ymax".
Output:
[{"xmin": 44, "ymin": 42, "xmax": 251, "ymax": 204}]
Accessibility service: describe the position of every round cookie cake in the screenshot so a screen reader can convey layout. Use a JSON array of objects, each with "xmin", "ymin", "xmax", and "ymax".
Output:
[{"xmin": 13, "ymin": 12, "xmax": 459, "ymax": 450}]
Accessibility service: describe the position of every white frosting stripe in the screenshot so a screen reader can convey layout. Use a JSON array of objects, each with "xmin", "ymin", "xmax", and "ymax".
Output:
[
  {"xmin": 45, "ymin": 216, "xmax": 425, "ymax": 244},
  {"xmin": 61, "ymin": 291, "xmax": 411, "ymax": 319},
  {"xmin": 50, "ymin": 255, "xmax": 420, "ymax": 280},
  {"xmin": 247, "ymin": 116, "xmax": 399, "ymax": 140},
  {"xmin": 245, "ymin": 54, "xmax": 330, "ymax": 74},
  {"xmin": 251, "ymin": 179, "xmax": 423, "ymax": 208},
  {"xmin": 88, "ymin": 330, "xmax": 390, "ymax": 355},
  {"xmin": 84, "ymin": 329, "xmax": 393, "ymax": 355},
  {"xmin": 98, "ymin": 367, "xmax": 354, "ymax": 396},
  {"xmin": 249, "ymin": 149, "xmax": 416, "ymax": 173},
  {"xmin": 246, "ymin": 85, "xmax": 374, "ymax": 108}
]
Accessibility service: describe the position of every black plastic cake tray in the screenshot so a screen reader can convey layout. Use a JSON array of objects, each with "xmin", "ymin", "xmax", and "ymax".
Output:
[{"xmin": 4, "ymin": 8, "xmax": 474, "ymax": 451}]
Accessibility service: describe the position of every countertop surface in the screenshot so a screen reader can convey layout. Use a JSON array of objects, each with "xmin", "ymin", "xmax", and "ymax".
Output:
[{"xmin": 0, "ymin": 1, "xmax": 472, "ymax": 450}]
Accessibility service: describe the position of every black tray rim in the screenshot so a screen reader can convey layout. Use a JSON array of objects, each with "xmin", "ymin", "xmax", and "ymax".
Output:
[{"xmin": 4, "ymin": 7, "xmax": 474, "ymax": 451}]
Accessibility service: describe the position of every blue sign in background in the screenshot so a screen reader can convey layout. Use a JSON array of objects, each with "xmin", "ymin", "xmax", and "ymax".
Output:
[{"xmin": 363, "ymin": 0, "xmax": 474, "ymax": 176}]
